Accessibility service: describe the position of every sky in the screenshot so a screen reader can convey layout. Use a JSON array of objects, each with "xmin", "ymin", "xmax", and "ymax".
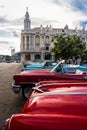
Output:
[{"xmin": 0, "ymin": 0, "xmax": 87, "ymax": 55}]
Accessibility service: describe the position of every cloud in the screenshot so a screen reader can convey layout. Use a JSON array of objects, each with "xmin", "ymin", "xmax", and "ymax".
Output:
[
  {"xmin": 50, "ymin": 0, "xmax": 87, "ymax": 14},
  {"xmin": 13, "ymin": 31, "xmax": 20, "ymax": 37},
  {"xmin": 31, "ymin": 0, "xmax": 85, "ymax": 29},
  {"xmin": 0, "ymin": 16, "xmax": 8, "ymax": 24},
  {"xmin": 0, "ymin": 37, "xmax": 20, "ymax": 55},
  {"xmin": 0, "ymin": 39, "xmax": 14, "ymax": 55},
  {"xmin": 0, "ymin": 16, "xmax": 23, "ymax": 28},
  {"xmin": 1, "ymin": 0, "xmax": 86, "ymax": 30},
  {"xmin": 9, "ymin": 17, "xmax": 23, "ymax": 26},
  {"xmin": 0, "ymin": 16, "xmax": 22, "ymax": 39},
  {"xmin": 80, "ymin": 21, "xmax": 87, "ymax": 28},
  {"xmin": 70, "ymin": 0, "xmax": 87, "ymax": 14},
  {"xmin": 48, "ymin": 0, "xmax": 87, "ymax": 29},
  {"xmin": 0, "ymin": 5, "xmax": 4, "ymax": 8},
  {"xmin": 0, "ymin": 30, "xmax": 13, "ymax": 37},
  {"xmin": 41, "ymin": 0, "xmax": 62, "ymax": 5},
  {"xmin": 0, "ymin": 41, "xmax": 9, "ymax": 44},
  {"xmin": 32, "ymin": 17, "xmax": 58, "ymax": 27},
  {"xmin": 46, "ymin": 0, "xmax": 72, "ymax": 9}
]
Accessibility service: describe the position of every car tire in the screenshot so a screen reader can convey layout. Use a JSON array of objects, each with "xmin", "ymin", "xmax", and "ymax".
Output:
[{"xmin": 22, "ymin": 84, "xmax": 35, "ymax": 100}]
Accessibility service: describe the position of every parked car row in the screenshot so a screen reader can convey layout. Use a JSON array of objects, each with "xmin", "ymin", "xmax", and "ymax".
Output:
[
  {"xmin": 21, "ymin": 60, "xmax": 87, "ymax": 72},
  {"xmin": 21, "ymin": 60, "xmax": 57, "ymax": 71},
  {"xmin": 12, "ymin": 60, "xmax": 87, "ymax": 99},
  {"xmin": 3, "ymin": 60, "xmax": 87, "ymax": 130}
]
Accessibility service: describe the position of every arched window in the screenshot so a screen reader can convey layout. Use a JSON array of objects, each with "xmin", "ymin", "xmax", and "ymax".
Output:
[
  {"xmin": 35, "ymin": 35, "xmax": 40, "ymax": 45},
  {"xmin": 26, "ymin": 54, "xmax": 30, "ymax": 61},
  {"xmin": 45, "ymin": 36, "xmax": 50, "ymax": 44},
  {"xmin": 35, "ymin": 54, "xmax": 41, "ymax": 60}
]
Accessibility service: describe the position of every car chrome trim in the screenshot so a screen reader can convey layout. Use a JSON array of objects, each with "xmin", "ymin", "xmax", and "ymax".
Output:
[
  {"xmin": 36, "ymin": 82, "xmax": 87, "ymax": 89},
  {"xmin": 30, "ymin": 90, "xmax": 87, "ymax": 99},
  {"xmin": 11, "ymin": 83, "xmax": 21, "ymax": 94},
  {"xmin": 2, "ymin": 118, "xmax": 9, "ymax": 130},
  {"xmin": 32, "ymin": 87, "xmax": 44, "ymax": 93},
  {"xmin": 8, "ymin": 115, "xmax": 14, "ymax": 130}
]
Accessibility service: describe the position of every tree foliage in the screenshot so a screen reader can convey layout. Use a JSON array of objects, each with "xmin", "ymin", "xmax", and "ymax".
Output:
[{"xmin": 51, "ymin": 34, "xmax": 86, "ymax": 60}]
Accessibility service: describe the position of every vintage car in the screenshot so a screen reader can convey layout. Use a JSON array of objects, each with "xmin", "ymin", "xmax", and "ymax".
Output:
[
  {"xmin": 12, "ymin": 60, "xmax": 87, "ymax": 99},
  {"xmin": 63, "ymin": 63, "xmax": 87, "ymax": 72},
  {"xmin": 21, "ymin": 60, "xmax": 57, "ymax": 71},
  {"xmin": 4, "ymin": 82, "xmax": 87, "ymax": 130}
]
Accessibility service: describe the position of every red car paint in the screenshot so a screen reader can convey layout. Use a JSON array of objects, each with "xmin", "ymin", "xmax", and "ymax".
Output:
[
  {"xmin": 13, "ymin": 68, "xmax": 87, "ymax": 85},
  {"xmin": 4, "ymin": 82, "xmax": 87, "ymax": 130}
]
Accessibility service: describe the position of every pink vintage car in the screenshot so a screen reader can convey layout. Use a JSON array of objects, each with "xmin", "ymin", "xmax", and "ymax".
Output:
[
  {"xmin": 4, "ymin": 82, "xmax": 87, "ymax": 130},
  {"xmin": 12, "ymin": 60, "xmax": 87, "ymax": 99}
]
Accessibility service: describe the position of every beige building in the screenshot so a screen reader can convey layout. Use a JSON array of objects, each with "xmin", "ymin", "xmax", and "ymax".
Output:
[{"xmin": 20, "ymin": 9, "xmax": 87, "ymax": 62}]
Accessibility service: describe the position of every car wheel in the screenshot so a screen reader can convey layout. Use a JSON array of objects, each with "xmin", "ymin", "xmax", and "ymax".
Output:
[{"xmin": 22, "ymin": 84, "xmax": 35, "ymax": 99}]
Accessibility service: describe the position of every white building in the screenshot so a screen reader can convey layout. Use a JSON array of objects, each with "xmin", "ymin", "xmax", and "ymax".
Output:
[{"xmin": 20, "ymin": 8, "xmax": 87, "ymax": 62}]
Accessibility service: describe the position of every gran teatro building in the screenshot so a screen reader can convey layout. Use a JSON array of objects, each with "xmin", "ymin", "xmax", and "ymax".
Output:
[{"xmin": 20, "ymin": 9, "xmax": 87, "ymax": 62}]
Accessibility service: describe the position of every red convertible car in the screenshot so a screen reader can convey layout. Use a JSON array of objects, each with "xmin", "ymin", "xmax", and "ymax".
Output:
[
  {"xmin": 12, "ymin": 60, "xmax": 87, "ymax": 99},
  {"xmin": 4, "ymin": 82, "xmax": 87, "ymax": 130}
]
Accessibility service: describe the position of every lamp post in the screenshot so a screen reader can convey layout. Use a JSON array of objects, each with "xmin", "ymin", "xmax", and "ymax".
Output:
[{"xmin": 9, "ymin": 46, "xmax": 15, "ymax": 56}]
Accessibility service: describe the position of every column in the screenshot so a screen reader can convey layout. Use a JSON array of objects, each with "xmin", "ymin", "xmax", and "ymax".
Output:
[{"xmin": 25, "ymin": 36, "xmax": 27, "ymax": 50}]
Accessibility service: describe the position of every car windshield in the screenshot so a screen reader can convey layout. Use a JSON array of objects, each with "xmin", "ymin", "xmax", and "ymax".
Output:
[
  {"xmin": 51, "ymin": 62, "xmax": 69, "ymax": 73},
  {"xmin": 41, "ymin": 61, "xmax": 57, "ymax": 67},
  {"xmin": 51, "ymin": 63, "xmax": 62, "ymax": 73}
]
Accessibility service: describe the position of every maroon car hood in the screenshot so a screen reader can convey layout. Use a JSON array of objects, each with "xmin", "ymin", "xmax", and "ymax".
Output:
[{"xmin": 13, "ymin": 68, "xmax": 87, "ymax": 85}]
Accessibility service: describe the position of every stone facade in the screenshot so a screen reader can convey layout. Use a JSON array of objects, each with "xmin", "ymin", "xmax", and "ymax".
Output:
[{"xmin": 20, "ymin": 9, "xmax": 87, "ymax": 62}]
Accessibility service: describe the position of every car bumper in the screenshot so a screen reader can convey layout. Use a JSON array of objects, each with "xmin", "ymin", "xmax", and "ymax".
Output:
[{"xmin": 12, "ymin": 83, "xmax": 21, "ymax": 94}]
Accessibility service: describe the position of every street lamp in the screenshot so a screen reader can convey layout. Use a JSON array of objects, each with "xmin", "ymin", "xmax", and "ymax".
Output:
[{"xmin": 9, "ymin": 46, "xmax": 15, "ymax": 56}]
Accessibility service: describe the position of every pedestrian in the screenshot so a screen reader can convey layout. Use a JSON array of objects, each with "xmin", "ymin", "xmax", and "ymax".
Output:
[{"xmin": 76, "ymin": 57, "xmax": 81, "ymax": 65}]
